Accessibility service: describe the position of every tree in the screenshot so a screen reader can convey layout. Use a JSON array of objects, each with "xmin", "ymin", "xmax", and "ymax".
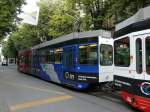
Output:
[
  {"xmin": 2, "ymin": 38, "xmax": 17, "ymax": 59},
  {"xmin": 3, "ymin": 0, "xmax": 150, "ymax": 58},
  {"xmin": 66, "ymin": 0, "xmax": 113, "ymax": 30},
  {"xmin": 10, "ymin": 24, "xmax": 41, "ymax": 51},
  {"xmin": 48, "ymin": 7, "xmax": 74, "ymax": 37},
  {"xmin": 0, "ymin": 0, "xmax": 25, "ymax": 40},
  {"xmin": 48, "ymin": 0, "xmax": 76, "ymax": 38},
  {"xmin": 36, "ymin": 0, "xmax": 56, "ymax": 41},
  {"xmin": 106, "ymin": 0, "xmax": 150, "ymax": 24}
]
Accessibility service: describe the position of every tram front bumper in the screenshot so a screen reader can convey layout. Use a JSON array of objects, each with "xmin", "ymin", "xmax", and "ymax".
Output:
[{"xmin": 120, "ymin": 91, "xmax": 150, "ymax": 112}]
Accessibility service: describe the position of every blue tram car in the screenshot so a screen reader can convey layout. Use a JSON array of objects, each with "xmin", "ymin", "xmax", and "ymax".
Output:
[{"xmin": 18, "ymin": 30, "xmax": 113, "ymax": 90}]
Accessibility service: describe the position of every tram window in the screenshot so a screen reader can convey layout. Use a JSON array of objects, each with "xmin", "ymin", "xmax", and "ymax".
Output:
[
  {"xmin": 136, "ymin": 38, "xmax": 142, "ymax": 74},
  {"xmin": 39, "ymin": 51, "xmax": 46, "ymax": 63},
  {"xmin": 36, "ymin": 55, "xmax": 40, "ymax": 64},
  {"xmin": 79, "ymin": 44, "xmax": 98, "ymax": 65},
  {"xmin": 40, "ymin": 55, "xmax": 46, "ymax": 63},
  {"xmin": 100, "ymin": 44, "xmax": 113, "ymax": 66},
  {"xmin": 19, "ymin": 56, "xmax": 22, "ymax": 63},
  {"xmin": 69, "ymin": 49, "xmax": 73, "ymax": 65},
  {"xmin": 64, "ymin": 52, "xmax": 68, "ymax": 66},
  {"xmin": 28, "ymin": 56, "xmax": 31, "ymax": 64},
  {"xmin": 63, "ymin": 48, "xmax": 73, "ymax": 66},
  {"xmin": 146, "ymin": 37, "xmax": 150, "ymax": 74},
  {"xmin": 44, "ymin": 50, "xmax": 50, "ymax": 63},
  {"xmin": 25, "ymin": 54, "xmax": 31, "ymax": 64},
  {"xmin": 41, "ymin": 50, "xmax": 54, "ymax": 64},
  {"xmin": 49, "ymin": 50, "xmax": 54, "ymax": 63},
  {"xmin": 33, "ymin": 51, "xmax": 40, "ymax": 64},
  {"xmin": 114, "ymin": 37, "xmax": 130, "ymax": 67},
  {"xmin": 54, "ymin": 48, "xmax": 62, "ymax": 64},
  {"xmin": 22, "ymin": 56, "xmax": 25, "ymax": 63}
]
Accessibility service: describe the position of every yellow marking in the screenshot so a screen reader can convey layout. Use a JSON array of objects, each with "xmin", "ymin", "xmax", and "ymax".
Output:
[{"xmin": 10, "ymin": 95, "xmax": 73, "ymax": 112}]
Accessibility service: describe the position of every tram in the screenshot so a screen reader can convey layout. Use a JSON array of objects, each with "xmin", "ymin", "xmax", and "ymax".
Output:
[
  {"xmin": 114, "ymin": 6, "xmax": 150, "ymax": 112},
  {"xmin": 18, "ymin": 30, "xmax": 113, "ymax": 90}
]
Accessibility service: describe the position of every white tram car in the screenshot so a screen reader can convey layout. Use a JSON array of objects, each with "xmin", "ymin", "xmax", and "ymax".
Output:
[{"xmin": 114, "ymin": 6, "xmax": 150, "ymax": 112}]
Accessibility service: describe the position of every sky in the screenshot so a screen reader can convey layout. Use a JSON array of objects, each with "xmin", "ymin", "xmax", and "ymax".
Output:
[
  {"xmin": 22, "ymin": 0, "xmax": 40, "ymax": 13},
  {"xmin": 19, "ymin": 0, "xmax": 40, "ymax": 25}
]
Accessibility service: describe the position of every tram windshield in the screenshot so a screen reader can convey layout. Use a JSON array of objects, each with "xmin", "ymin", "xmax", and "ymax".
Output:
[
  {"xmin": 100, "ymin": 44, "xmax": 113, "ymax": 65},
  {"xmin": 79, "ymin": 44, "xmax": 98, "ymax": 65},
  {"xmin": 114, "ymin": 37, "xmax": 130, "ymax": 67},
  {"xmin": 146, "ymin": 37, "xmax": 150, "ymax": 74}
]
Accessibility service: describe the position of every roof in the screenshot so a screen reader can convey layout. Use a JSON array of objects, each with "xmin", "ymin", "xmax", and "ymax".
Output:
[
  {"xmin": 114, "ymin": 6, "xmax": 150, "ymax": 38},
  {"xmin": 114, "ymin": 18, "xmax": 150, "ymax": 38},
  {"xmin": 115, "ymin": 6, "xmax": 150, "ymax": 31},
  {"xmin": 32, "ymin": 29, "xmax": 111, "ymax": 50}
]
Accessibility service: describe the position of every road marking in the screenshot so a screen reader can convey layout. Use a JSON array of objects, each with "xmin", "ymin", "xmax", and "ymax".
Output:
[
  {"xmin": 1, "ymin": 82, "xmax": 65, "ymax": 95},
  {"xmin": 10, "ymin": 95, "xmax": 73, "ymax": 112}
]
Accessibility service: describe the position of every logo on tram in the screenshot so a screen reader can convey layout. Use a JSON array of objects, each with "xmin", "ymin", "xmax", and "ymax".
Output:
[
  {"xmin": 64, "ymin": 72, "xmax": 75, "ymax": 80},
  {"xmin": 140, "ymin": 82, "xmax": 150, "ymax": 96}
]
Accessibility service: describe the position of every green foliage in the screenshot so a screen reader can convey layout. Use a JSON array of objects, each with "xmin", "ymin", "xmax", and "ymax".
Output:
[
  {"xmin": 10, "ymin": 25, "xmax": 41, "ymax": 51},
  {"xmin": 67, "ymin": 0, "xmax": 150, "ymax": 30},
  {"xmin": 106, "ymin": 0, "xmax": 150, "ymax": 24},
  {"xmin": 0, "ymin": 0, "xmax": 25, "ymax": 40},
  {"xmin": 36, "ymin": 0, "xmax": 55, "ymax": 41},
  {"xmin": 2, "ymin": 0, "xmax": 150, "ymax": 58},
  {"xmin": 2, "ymin": 38, "xmax": 17, "ymax": 58},
  {"xmin": 66, "ymin": 0, "xmax": 107, "ymax": 30},
  {"xmin": 48, "ymin": 8, "xmax": 74, "ymax": 37}
]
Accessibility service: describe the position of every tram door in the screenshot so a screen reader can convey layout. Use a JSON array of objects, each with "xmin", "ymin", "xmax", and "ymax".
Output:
[
  {"xmin": 145, "ymin": 35, "xmax": 150, "ymax": 80},
  {"xmin": 133, "ymin": 35, "xmax": 145, "ymax": 79},
  {"xmin": 63, "ymin": 46, "xmax": 76, "ymax": 78}
]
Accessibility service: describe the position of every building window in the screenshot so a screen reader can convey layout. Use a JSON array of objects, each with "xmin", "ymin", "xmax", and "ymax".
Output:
[
  {"xmin": 114, "ymin": 37, "xmax": 130, "ymax": 67},
  {"xmin": 100, "ymin": 44, "xmax": 113, "ymax": 66},
  {"xmin": 79, "ymin": 44, "xmax": 98, "ymax": 65},
  {"xmin": 136, "ymin": 38, "xmax": 142, "ymax": 74}
]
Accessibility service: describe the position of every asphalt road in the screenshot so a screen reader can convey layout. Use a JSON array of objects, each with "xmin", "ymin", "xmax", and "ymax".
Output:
[{"xmin": 0, "ymin": 65, "xmax": 140, "ymax": 112}]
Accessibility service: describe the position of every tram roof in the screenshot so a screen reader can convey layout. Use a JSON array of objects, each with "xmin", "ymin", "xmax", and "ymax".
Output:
[
  {"xmin": 32, "ymin": 29, "xmax": 111, "ymax": 50},
  {"xmin": 114, "ymin": 6, "xmax": 150, "ymax": 38}
]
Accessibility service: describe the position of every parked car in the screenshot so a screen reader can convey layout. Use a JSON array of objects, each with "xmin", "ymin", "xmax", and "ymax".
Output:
[{"xmin": 1, "ymin": 60, "xmax": 8, "ymax": 66}]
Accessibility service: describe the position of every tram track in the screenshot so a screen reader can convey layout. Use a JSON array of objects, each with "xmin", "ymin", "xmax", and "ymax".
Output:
[{"xmin": 89, "ymin": 91, "xmax": 121, "ymax": 103}]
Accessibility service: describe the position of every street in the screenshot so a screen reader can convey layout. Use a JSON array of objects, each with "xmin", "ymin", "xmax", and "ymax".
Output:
[{"xmin": 0, "ymin": 65, "xmax": 139, "ymax": 112}]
